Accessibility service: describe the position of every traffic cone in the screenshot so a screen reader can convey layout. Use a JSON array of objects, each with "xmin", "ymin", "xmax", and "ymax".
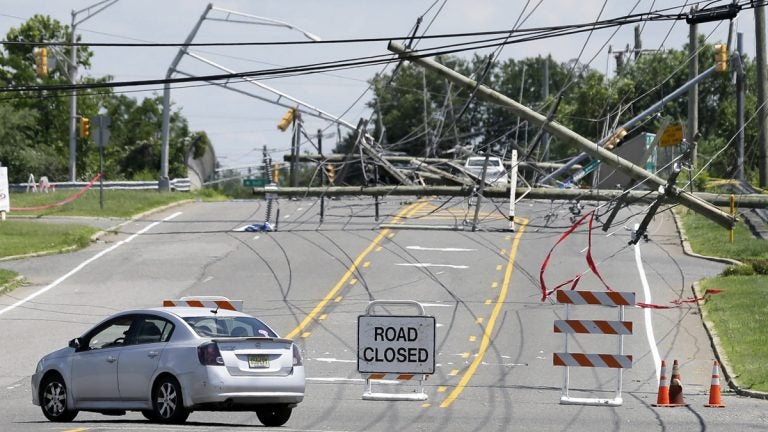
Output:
[
  {"xmin": 667, "ymin": 360, "xmax": 688, "ymax": 406},
  {"xmin": 652, "ymin": 360, "xmax": 670, "ymax": 406},
  {"xmin": 704, "ymin": 360, "xmax": 726, "ymax": 408}
]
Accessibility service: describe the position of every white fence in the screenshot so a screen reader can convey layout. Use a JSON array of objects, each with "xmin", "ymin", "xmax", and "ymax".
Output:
[{"xmin": 11, "ymin": 178, "xmax": 192, "ymax": 192}]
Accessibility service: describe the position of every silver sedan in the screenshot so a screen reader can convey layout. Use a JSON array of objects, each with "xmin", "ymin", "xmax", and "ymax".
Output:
[{"xmin": 31, "ymin": 299, "xmax": 305, "ymax": 426}]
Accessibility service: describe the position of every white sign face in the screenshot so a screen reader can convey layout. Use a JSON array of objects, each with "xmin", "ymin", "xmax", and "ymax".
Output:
[
  {"xmin": 358, "ymin": 315, "xmax": 435, "ymax": 374},
  {"xmin": 0, "ymin": 167, "xmax": 9, "ymax": 212}
]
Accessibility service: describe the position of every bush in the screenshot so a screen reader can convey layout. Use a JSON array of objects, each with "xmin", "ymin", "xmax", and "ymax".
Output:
[
  {"xmin": 721, "ymin": 264, "xmax": 756, "ymax": 277},
  {"xmin": 746, "ymin": 260, "xmax": 768, "ymax": 275}
]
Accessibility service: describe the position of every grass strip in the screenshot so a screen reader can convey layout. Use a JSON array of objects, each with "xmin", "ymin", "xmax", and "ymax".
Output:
[
  {"xmin": 0, "ymin": 220, "xmax": 98, "ymax": 257},
  {"xmin": 8, "ymin": 188, "xmax": 224, "ymax": 218},
  {"xmin": 680, "ymin": 208, "xmax": 768, "ymax": 393},
  {"xmin": 700, "ymin": 276, "xmax": 768, "ymax": 392}
]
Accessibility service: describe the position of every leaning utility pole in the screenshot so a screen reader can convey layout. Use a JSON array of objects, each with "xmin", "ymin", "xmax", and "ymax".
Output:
[
  {"xmin": 388, "ymin": 42, "xmax": 735, "ymax": 229},
  {"xmin": 756, "ymin": 4, "xmax": 768, "ymax": 187}
]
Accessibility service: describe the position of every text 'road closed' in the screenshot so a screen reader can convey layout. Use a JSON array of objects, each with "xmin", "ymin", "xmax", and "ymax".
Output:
[{"xmin": 358, "ymin": 316, "xmax": 435, "ymax": 375}]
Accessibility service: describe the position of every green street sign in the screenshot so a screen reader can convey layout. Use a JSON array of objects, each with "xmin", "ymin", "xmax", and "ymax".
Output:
[{"xmin": 243, "ymin": 178, "xmax": 267, "ymax": 187}]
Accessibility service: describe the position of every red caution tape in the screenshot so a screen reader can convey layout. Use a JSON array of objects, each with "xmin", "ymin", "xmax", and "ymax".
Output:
[
  {"xmin": 636, "ymin": 289, "xmax": 725, "ymax": 309},
  {"xmin": 540, "ymin": 209, "xmax": 614, "ymax": 302},
  {"xmin": 11, "ymin": 173, "xmax": 102, "ymax": 211}
]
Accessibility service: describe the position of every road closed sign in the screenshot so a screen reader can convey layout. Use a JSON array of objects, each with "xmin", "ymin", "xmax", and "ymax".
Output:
[{"xmin": 358, "ymin": 315, "xmax": 435, "ymax": 375}]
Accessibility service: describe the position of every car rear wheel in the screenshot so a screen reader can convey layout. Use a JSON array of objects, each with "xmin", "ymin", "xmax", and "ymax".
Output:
[
  {"xmin": 151, "ymin": 376, "xmax": 189, "ymax": 424},
  {"xmin": 256, "ymin": 405, "xmax": 292, "ymax": 427},
  {"xmin": 40, "ymin": 374, "xmax": 78, "ymax": 422}
]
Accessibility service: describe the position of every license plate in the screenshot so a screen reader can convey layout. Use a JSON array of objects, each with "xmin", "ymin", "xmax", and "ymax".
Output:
[{"xmin": 248, "ymin": 354, "xmax": 269, "ymax": 368}]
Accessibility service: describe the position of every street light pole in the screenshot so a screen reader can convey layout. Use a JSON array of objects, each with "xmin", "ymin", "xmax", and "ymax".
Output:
[
  {"xmin": 159, "ymin": 5, "xmax": 321, "ymax": 191},
  {"xmin": 67, "ymin": 0, "xmax": 119, "ymax": 182}
]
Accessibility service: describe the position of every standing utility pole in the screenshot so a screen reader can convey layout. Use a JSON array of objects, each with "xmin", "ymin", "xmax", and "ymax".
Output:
[
  {"xmin": 541, "ymin": 55, "xmax": 550, "ymax": 161},
  {"xmin": 68, "ymin": 0, "xmax": 119, "ymax": 182},
  {"xmin": 756, "ymin": 5, "xmax": 768, "ymax": 187},
  {"xmin": 687, "ymin": 7, "xmax": 699, "ymax": 179},
  {"xmin": 736, "ymin": 32, "xmax": 746, "ymax": 181},
  {"xmin": 422, "ymin": 69, "xmax": 431, "ymax": 157},
  {"xmin": 290, "ymin": 114, "xmax": 300, "ymax": 187}
]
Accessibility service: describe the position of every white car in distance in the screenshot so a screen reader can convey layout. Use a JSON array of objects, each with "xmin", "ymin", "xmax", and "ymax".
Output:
[{"xmin": 464, "ymin": 156, "xmax": 508, "ymax": 184}]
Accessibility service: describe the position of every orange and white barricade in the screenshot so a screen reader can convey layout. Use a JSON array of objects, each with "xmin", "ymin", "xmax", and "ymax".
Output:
[{"xmin": 553, "ymin": 290, "xmax": 635, "ymax": 406}]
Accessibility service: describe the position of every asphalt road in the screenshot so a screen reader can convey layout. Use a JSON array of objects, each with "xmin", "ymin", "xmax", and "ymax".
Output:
[{"xmin": 0, "ymin": 196, "xmax": 766, "ymax": 431}]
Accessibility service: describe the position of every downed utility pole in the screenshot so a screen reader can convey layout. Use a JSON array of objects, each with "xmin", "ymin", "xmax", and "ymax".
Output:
[
  {"xmin": 253, "ymin": 185, "xmax": 768, "ymax": 209},
  {"xmin": 387, "ymin": 42, "xmax": 736, "ymax": 230}
]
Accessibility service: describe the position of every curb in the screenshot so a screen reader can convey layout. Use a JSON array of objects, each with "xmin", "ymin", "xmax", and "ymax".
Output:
[
  {"xmin": 673, "ymin": 210, "xmax": 768, "ymax": 400},
  {"xmin": 671, "ymin": 209, "xmax": 742, "ymax": 266}
]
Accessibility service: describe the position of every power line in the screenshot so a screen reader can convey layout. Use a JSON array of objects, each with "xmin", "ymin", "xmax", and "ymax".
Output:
[{"xmin": 2, "ymin": 2, "xmax": 756, "ymax": 96}]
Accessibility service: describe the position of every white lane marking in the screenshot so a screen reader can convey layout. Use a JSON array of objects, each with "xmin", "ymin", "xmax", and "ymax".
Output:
[
  {"xmin": 395, "ymin": 263, "xmax": 468, "ymax": 269},
  {"xmin": 421, "ymin": 303, "xmax": 452, "ymax": 308},
  {"xmin": 306, "ymin": 377, "xmax": 365, "ymax": 383},
  {"xmin": 406, "ymin": 246, "xmax": 477, "ymax": 252},
  {"xmin": 0, "ymin": 212, "xmax": 183, "ymax": 317},
  {"xmin": 634, "ymin": 240, "xmax": 661, "ymax": 384},
  {"xmin": 313, "ymin": 358, "xmax": 356, "ymax": 363}
]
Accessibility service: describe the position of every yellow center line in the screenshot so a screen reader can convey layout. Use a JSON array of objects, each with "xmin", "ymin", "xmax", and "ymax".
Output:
[
  {"xmin": 285, "ymin": 201, "xmax": 422, "ymax": 340},
  {"xmin": 440, "ymin": 218, "xmax": 528, "ymax": 408}
]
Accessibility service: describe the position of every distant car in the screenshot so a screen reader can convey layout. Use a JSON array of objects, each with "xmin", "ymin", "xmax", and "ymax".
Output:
[
  {"xmin": 31, "ymin": 297, "xmax": 304, "ymax": 426},
  {"xmin": 464, "ymin": 156, "xmax": 508, "ymax": 184}
]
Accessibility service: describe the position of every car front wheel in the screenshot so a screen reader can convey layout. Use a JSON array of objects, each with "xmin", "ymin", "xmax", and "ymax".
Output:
[
  {"xmin": 256, "ymin": 405, "xmax": 292, "ymax": 427},
  {"xmin": 151, "ymin": 376, "xmax": 189, "ymax": 424},
  {"xmin": 40, "ymin": 374, "xmax": 78, "ymax": 422}
]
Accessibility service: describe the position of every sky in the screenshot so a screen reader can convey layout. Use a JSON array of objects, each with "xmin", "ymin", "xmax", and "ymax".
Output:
[{"xmin": 0, "ymin": 0, "xmax": 760, "ymax": 175}]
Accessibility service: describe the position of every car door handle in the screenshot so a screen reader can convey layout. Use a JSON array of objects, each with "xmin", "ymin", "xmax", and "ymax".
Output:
[
  {"xmin": 106, "ymin": 356, "xmax": 117, "ymax": 363},
  {"xmin": 148, "ymin": 351, "xmax": 160, "ymax": 358}
]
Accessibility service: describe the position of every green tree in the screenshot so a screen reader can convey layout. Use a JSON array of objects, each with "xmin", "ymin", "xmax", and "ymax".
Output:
[
  {"xmin": 99, "ymin": 94, "xmax": 197, "ymax": 180},
  {"xmin": 0, "ymin": 15, "xmax": 209, "ymax": 184},
  {"xmin": 0, "ymin": 14, "xmax": 102, "ymax": 181}
]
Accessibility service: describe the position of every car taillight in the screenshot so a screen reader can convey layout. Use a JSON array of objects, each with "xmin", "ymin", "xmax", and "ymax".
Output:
[
  {"xmin": 197, "ymin": 342, "xmax": 224, "ymax": 366},
  {"xmin": 292, "ymin": 344, "xmax": 303, "ymax": 366}
]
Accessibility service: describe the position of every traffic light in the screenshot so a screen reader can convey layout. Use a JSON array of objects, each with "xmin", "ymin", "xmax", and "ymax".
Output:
[
  {"xmin": 604, "ymin": 128, "xmax": 627, "ymax": 150},
  {"xmin": 34, "ymin": 47, "xmax": 48, "ymax": 77},
  {"xmin": 276, "ymin": 108, "xmax": 295, "ymax": 132},
  {"xmin": 714, "ymin": 44, "xmax": 728, "ymax": 72},
  {"xmin": 324, "ymin": 164, "xmax": 336, "ymax": 184},
  {"xmin": 271, "ymin": 163, "xmax": 280, "ymax": 183},
  {"xmin": 79, "ymin": 117, "xmax": 90, "ymax": 138}
]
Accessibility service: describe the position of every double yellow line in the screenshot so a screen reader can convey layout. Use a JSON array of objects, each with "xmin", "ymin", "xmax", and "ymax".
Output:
[{"xmin": 439, "ymin": 218, "xmax": 528, "ymax": 408}]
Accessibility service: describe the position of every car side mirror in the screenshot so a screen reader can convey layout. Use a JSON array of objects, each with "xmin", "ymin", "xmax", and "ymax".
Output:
[{"xmin": 68, "ymin": 338, "xmax": 82, "ymax": 349}]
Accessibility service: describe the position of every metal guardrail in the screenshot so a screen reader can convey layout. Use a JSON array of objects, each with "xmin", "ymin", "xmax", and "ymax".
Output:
[{"xmin": 10, "ymin": 178, "xmax": 192, "ymax": 192}]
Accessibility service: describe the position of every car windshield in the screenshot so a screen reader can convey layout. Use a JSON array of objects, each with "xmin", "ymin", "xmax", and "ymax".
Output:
[{"xmin": 184, "ymin": 316, "xmax": 278, "ymax": 338}]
